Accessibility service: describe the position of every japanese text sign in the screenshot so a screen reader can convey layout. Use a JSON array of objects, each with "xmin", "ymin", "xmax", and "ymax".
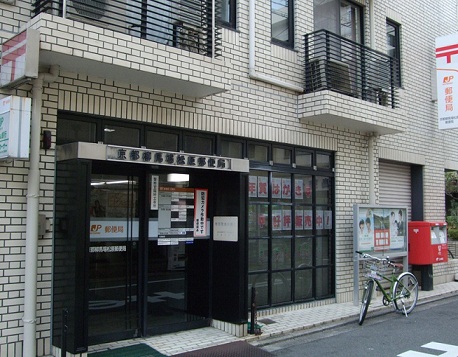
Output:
[{"xmin": 436, "ymin": 33, "xmax": 458, "ymax": 129}]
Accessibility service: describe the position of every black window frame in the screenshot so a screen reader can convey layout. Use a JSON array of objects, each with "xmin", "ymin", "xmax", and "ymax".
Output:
[
  {"xmin": 218, "ymin": 136, "xmax": 245, "ymax": 159},
  {"xmin": 313, "ymin": 0, "xmax": 364, "ymax": 44},
  {"xmin": 247, "ymin": 144, "xmax": 335, "ymax": 308},
  {"xmin": 271, "ymin": 0, "xmax": 295, "ymax": 48},
  {"xmin": 218, "ymin": 0, "xmax": 236, "ymax": 29},
  {"xmin": 386, "ymin": 18, "xmax": 402, "ymax": 87},
  {"xmin": 56, "ymin": 112, "xmax": 336, "ymax": 309}
]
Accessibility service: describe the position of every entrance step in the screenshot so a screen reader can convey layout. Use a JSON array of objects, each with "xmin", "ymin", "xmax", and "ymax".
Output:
[
  {"xmin": 172, "ymin": 341, "xmax": 273, "ymax": 357},
  {"xmin": 88, "ymin": 343, "xmax": 166, "ymax": 357}
]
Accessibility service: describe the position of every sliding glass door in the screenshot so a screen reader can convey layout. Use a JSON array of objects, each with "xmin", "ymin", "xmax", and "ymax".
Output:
[{"xmin": 88, "ymin": 174, "xmax": 139, "ymax": 343}]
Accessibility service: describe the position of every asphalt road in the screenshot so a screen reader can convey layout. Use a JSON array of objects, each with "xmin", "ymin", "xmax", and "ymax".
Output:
[{"xmin": 260, "ymin": 295, "xmax": 458, "ymax": 357}]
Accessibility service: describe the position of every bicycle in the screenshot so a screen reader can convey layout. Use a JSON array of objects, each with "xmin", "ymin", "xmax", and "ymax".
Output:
[{"xmin": 355, "ymin": 250, "xmax": 419, "ymax": 325}]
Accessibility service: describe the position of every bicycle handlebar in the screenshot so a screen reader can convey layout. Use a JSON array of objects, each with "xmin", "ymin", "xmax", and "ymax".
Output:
[{"xmin": 355, "ymin": 251, "xmax": 403, "ymax": 269}]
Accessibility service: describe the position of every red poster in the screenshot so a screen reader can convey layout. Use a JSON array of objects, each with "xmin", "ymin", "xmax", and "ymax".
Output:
[{"xmin": 282, "ymin": 209, "xmax": 292, "ymax": 230}]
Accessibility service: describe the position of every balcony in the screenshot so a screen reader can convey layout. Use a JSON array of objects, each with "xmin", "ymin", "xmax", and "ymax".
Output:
[
  {"xmin": 30, "ymin": 0, "xmax": 230, "ymax": 97},
  {"xmin": 298, "ymin": 30, "xmax": 405, "ymax": 135}
]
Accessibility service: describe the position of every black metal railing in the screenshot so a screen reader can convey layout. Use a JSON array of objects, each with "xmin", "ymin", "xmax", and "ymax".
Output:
[
  {"xmin": 32, "ymin": 0, "xmax": 221, "ymax": 57},
  {"xmin": 305, "ymin": 30, "xmax": 400, "ymax": 108}
]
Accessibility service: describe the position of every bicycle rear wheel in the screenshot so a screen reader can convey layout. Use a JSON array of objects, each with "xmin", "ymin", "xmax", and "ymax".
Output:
[
  {"xmin": 393, "ymin": 272, "xmax": 418, "ymax": 315},
  {"xmin": 359, "ymin": 280, "xmax": 373, "ymax": 325}
]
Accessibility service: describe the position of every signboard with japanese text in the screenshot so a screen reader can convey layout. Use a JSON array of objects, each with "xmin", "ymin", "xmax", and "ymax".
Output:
[
  {"xmin": 295, "ymin": 179, "xmax": 304, "ymax": 199},
  {"xmin": 304, "ymin": 210, "xmax": 313, "ymax": 230},
  {"xmin": 272, "ymin": 177, "xmax": 281, "ymax": 198},
  {"xmin": 248, "ymin": 174, "xmax": 333, "ymax": 235},
  {"xmin": 272, "ymin": 209, "xmax": 281, "ymax": 231},
  {"xmin": 282, "ymin": 209, "xmax": 292, "ymax": 230},
  {"xmin": 90, "ymin": 218, "xmax": 140, "ymax": 241},
  {"xmin": 107, "ymin": 145, "xmax": 249, "ymax": 172},
  {"xmin": 158, "ymin": 187, "xmax": 207, "ymax": 240},
  {"xmin": 150, "ymin": 175, "xmax": 159, "ymax": 210},
  {"xmin": 295, "ymin": 209, "xmax": 304, "ymax": 229},
  {"xmin": 0, "ymin": 95, "xmax": 31, "ymax": 160},
  {"xmin": 213, "ymin": 216, "xmax": 238, "ymax": 242},
  {"xmin": 436, "ymin": 33, "xmax": 458, "ymax": 129},
  {"xmin": 91, "ymin": 186, "xmax": 210, "ymax": 244},
  {"xmin": 194, "ymin": 188, "xmax": 208, "ymax": 237}
]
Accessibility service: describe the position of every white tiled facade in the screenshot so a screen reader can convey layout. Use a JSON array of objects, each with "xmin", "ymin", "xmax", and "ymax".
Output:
[{"xmin": 1, "ymin": 0, "xmax": 458, "ymax": 356}]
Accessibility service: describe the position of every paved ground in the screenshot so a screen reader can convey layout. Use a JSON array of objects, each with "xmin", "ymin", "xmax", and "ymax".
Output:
[{"xmin": 89, "ymin": 281, "xmax": 458, "ymax": 356}]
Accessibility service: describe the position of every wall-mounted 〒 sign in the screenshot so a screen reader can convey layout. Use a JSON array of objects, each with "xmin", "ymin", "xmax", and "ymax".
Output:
[
  {"xmin": 436, "ymin": 32, "xmax": 458, "ymax": 129},
  {"xmin": 0, "ymin": 96, "xmax": 31, "ymax": 160},
  {"xmin": 0, "ymin": 29, "xmax": 39, "ymax": 88}
]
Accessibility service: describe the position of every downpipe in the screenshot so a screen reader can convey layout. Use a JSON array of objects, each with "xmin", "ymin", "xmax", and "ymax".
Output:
[
  {"xmin": 368, "ymin": 133, "xmax": 376, "ymax": 205},
  {"xmin": 23, "ymin": 65, "xmax": 59, "ymax": 357}
]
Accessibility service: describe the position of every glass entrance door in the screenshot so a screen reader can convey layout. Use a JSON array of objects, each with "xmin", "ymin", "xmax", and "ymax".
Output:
[
  {"xmin": 88, "ymin": 174, "xmax": 139, "ymax": 344},
  {"xmin": 147, "ymin": 242, "xmax": 189, "ymax": 329},
  {"xmin": 87, "ymin": 171, "xmax": 209, "ymax": 342},
  {"xmin": 146, "ymin": 173, "xmax": 209, "ymax": 334}
]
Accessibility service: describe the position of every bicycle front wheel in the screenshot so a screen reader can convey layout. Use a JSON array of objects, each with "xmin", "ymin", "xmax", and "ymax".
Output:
[
  {"xmin": 359, "ymin": 280, "xmax": 373, "ymax": 325},
  {"xmin": 393, "ymin": 272, "xmax": 418, "ymax": 314}
]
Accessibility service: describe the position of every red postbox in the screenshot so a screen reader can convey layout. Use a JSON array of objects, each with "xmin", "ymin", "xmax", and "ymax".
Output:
[{"xmin": 408, "ymin": 221, "xmax": 448, "ymax": 265}]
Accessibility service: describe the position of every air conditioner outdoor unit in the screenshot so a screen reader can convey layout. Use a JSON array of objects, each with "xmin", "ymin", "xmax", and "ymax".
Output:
[
  {"xmin": 173, "ymin": 22, "xmax": 204, "ymax": 53},
  {"xmin": 365, "ymin": 59, "xmax": 392, "ymax": 106},
  {"xmin": 65, "ymin": 0, "xmax": 128, "ymax": 33},
  {"xmin": 172, "ymin": 0, "xmax": 204, "ymax": 52},
  {"xmin": 307, "ymin": 58, "xmax": 353, "ymax": 96},
  {"xmin": 370, "ymin": 88, "xmax": 389, "ymax": 107}
]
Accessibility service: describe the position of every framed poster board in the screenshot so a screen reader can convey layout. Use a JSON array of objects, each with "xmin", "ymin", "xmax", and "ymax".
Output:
[
  {"xmin": 354, "ymin": 205, "xmax": 408, "ymax": 255},
  {"xmin": 353, "ymin": 204, "xmax": 409, "ymax": 305}
]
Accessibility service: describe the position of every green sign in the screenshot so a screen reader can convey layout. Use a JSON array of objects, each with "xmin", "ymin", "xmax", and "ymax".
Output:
[
  {"xmin": 0, "ymin": 113, "xmax": 9, "ymax": 157},
  {"xmin": 0, "ymin": 96, "xmax": 31, "ymax": 160}
]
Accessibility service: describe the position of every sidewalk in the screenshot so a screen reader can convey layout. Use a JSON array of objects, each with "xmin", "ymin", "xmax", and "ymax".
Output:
[{"xmin": 89, "ymin": 281, "xmax": 458, "ymax": 356}]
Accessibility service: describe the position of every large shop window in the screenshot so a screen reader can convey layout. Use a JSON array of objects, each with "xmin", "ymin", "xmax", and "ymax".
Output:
[{"xmin": 248, "ymin": 151, "xmax": 335, "ymax": 308}]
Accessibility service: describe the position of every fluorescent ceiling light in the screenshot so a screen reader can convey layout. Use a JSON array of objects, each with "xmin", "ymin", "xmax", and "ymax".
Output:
[
  {"xmin": 167, "ymin": 173, "xmax": 189, "ymax": 182},
  {"xmin": 91, "ymin": 180, "xmax": 136, "ymax": 186},
  {"xmin": 106, "ymin": 180, "xmax": 131, "ymax": 185}
]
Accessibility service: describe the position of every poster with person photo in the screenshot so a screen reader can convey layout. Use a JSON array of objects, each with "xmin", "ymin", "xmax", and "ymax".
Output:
[{"xmin": 354, "ymin": 205, "xmax": 408, "ymax": 254}]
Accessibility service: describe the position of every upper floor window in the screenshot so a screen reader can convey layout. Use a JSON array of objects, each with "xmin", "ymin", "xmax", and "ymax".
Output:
[
  {"xmin": 220, "ymin": 0, "xmax": 236, "ymax": 29},
  {"xmin": 386, "ymin": 19, "xmax": 401, "ymax": 86},
  {"xmin": 272, "ymin": 0, "xmax": 294, "ymax": 47},
  {"xmin": 314, "ymin": 0, "xmax": 363, "ymax": 43}
]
